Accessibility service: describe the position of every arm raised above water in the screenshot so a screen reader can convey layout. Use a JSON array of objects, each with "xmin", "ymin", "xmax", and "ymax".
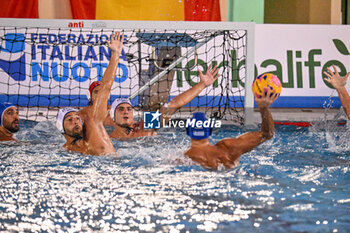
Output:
[
  {"xmin": 217, "ymin": 89, "xmax": 277, "ymax": 162},
  {"xmin": 92, "ymin": 31, "xmax": 124, "ymax": 122},
  {"xmin": 160, "ymin": 64, "xmax": 219, "ymax": 125},
  {"xmin": 324, "ymin": 65, "xmax": 350, "ymax": 120}
]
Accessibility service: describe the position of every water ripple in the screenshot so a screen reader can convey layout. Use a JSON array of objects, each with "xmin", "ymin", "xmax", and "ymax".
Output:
[{"xmin": 0, "ymin": 123, "xmax": 349, "ymax": 232}]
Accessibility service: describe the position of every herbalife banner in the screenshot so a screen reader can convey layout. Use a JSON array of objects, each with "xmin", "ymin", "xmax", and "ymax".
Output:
[{"xmin": 255, "ymin": 24, "xmax": 350, "ymax": 108}]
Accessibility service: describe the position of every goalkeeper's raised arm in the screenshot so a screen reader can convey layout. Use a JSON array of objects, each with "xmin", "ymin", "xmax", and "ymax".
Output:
[
  {"xmin": 159, "ymin": 64, "xmax": 219, "ymax": 125},
  {"xmin": 109, "ymin": 65, "xmax": 219, "ymax": 140}
]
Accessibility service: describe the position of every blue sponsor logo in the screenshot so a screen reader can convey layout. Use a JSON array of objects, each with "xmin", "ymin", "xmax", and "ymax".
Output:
[
  {"xmin": 143, "ymin": 110, "xmax": 161, "ymax": 129},
  {"xmin": 0, "ymin": 33, "xmax": 26, "ymax": 81},
  {"xmin": 0, "ymin": 32, "xmax": 129, "ymax": 83}
]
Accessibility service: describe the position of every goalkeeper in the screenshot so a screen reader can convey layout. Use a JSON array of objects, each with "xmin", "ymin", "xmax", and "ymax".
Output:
[
  {"xmin": 185, "ymin": 89, "xmax": 278, "ymax": 170},
  {"xmin": 109, "ymin": 64, "xmax": 219, "ymax": 139},
  {"xmin": 78, "ymin": 81, "xmax": 115, "ymax": 126},
  {"xmin": 55, "ymin": 32, "xmax": 123, "ymax": 155}
]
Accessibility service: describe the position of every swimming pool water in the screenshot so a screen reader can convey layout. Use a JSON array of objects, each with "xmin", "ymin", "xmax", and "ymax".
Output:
[{"xmin": 0, "ymin": 120, "xmax": 350, "ymax": 232}]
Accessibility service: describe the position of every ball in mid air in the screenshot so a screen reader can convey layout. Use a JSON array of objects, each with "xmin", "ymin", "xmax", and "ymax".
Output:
[{"xmin": 252, "ymin": 73, "xmax": 282, "ymax": 98}]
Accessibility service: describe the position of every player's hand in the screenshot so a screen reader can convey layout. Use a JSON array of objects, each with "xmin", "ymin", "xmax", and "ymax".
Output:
[
  {"xmin": 107, "ymin": 31, "xmax": 124, "ymax": 54},
  {"xmin": 255, "ymin": 88, "xmax": 279, "ymax": 108},
  {"xmin": 198, "ymin": 64, "xmax": 219, "ymax": 87},
  {"xmin": 323, "ymin": 65, "xmax": 350, "ymax": 89}
]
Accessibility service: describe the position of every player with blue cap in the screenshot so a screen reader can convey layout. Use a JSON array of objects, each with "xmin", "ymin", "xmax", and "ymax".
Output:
[
  {"xmin": 0, "ymin": 102, "xmax": 19, "ymax": 141},
  {"xmin": 109, "ymin": 64, "xmax": 220, "ymax": 139},
  {"xmin": 185, "ymin": 88, "xmax": 279, "ymax": 170},
  {"xmin": 55, "ymin": 31, "xmax": 123, "ymax": 155},
  {"xmin": 186, "ymin": 112, "xmax": 213, "ymax": 140}
]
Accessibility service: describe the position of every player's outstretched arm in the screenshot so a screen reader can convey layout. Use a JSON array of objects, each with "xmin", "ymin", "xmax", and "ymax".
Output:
[
  {"xmin": 324, "ymin": 65, "xmax": 350, "ymax": 119},
  {"xmin": 254, "ymin": 89, "xmax": 277, "ymax": 142},
  {"xmin": 160, "ymin": 64, "xmax": 219, "ymax": 123},
  {"xmin": 92, "ymin": 31, "xmax": 124, "ymax": 121},
  {"xmin": 217, "ymin": 89, "xmax": 277, "ymax": 162}
]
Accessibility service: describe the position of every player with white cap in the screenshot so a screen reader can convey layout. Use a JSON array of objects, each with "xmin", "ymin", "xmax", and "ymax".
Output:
[
  {"xmin": 55, "ymin": 31, "xmax": 123, "ymax": 155},
  {"xmin": 109, "ymin": 64, "xmax": 220, "ymax": 139},
  {"xmin": 0, "ymin": 102, "xmax": 19, "ymax": 141}
]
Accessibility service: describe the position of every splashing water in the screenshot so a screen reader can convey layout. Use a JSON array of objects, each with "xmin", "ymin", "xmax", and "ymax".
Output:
[{"xmin": 310, "ymin": 92, "xmax": 350, "ymax": 151}]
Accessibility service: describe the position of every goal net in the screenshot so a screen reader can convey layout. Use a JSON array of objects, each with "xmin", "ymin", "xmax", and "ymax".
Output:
[{"xmin": 0, "ymin": 19, "xmax": 254, "ymax": 125}]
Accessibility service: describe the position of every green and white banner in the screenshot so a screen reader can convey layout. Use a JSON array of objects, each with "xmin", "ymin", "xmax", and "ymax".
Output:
[{"xmin": 255, "ymin": 24, "xmax": 350, "ymax": 107}]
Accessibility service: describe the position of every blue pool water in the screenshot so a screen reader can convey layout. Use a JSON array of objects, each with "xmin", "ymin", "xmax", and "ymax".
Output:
[{"xmin": 0, "ymin": 120, "xmax": 350, "ymax": 232}]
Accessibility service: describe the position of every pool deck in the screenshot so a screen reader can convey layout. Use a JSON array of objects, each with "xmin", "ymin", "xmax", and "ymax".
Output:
[{"xmin": 253, "ymin": 107, "xmax": 345, "ymax": 124}]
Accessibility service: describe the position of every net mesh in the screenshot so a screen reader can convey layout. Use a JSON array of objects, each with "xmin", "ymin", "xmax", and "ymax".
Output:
[{"xmin": 0, "ymin": 26, "xmax": 248, "ymax": 124}]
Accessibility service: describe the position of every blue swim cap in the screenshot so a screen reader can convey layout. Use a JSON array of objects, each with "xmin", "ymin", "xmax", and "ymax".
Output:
[
  {"xmin": 0, "ymin": 102, "xmax": 15, "ymax": 127},
  {"xmin": 186, "ymin": 112, "xmax": 212, "ymax": 140}
]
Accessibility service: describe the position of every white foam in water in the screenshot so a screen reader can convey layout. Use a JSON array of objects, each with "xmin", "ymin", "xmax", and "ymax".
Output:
[{"xmin": 15, "ymin": 120, "xmax": 65, "ymax": 144}]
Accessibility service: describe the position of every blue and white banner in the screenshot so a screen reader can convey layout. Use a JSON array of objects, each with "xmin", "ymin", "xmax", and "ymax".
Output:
[{"xmin": 0, "ymin": 28, "xmax": 137, "ymax": 106}]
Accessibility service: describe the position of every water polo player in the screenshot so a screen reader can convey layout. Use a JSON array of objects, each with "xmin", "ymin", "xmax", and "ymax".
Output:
[
  {"xmin": 0, "ymin": 102, "xmax": 19, "ymax": 141},
  {"xmin": 78, "ymin": 81, "xmax": 115, "ymax": 126},
  {"xmin": 109, "ymin": 64, "xmax": 219, "ymax": 139},
  {"xmin": 55, "ymin": 32, "xmax": 123, "ymax": 155},
  {"xmin": 185, "ymin": 88, "xmax": 278, "ymax": 170},
  {"xmin": 324, "ymin": 65, "xmax": 350, "ymax": 120}
]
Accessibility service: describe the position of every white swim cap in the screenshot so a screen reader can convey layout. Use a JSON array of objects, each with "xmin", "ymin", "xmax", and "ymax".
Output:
[
  {"xmin": 110, "ymin": 98, "xmax": 132, "ymax": 121},
  {"xmin": 0, "ymin": 102, "xmax": 16, "ymax": 127},
  {"xmin": 56, "ymin": 107, "xmax": 78, "ymax": 134}
]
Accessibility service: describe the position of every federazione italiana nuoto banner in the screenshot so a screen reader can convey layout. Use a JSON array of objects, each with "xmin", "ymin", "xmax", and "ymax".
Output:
[
  {"xmin": 0, "ymin": 28, "xmax": 138, "ymax": 107},
  {"xmin": 255, "ymin": 24, "xmax": 350, "ymax": 108}
]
